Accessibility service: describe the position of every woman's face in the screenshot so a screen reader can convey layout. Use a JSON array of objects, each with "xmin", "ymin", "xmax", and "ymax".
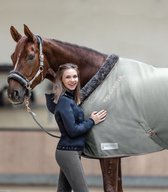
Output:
[{"xmin": 62, "ymin": 68, "xmax": 79, "ymax": 91}]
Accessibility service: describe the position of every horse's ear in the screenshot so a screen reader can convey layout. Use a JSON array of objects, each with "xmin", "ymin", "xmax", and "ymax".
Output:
[
  {"xmin": 10, "ymin": 26, "xmax": 22, "ymax": 42},
  {"xmin": 24, "ymin": 24, "xmax": 36, "ymax": 42}
]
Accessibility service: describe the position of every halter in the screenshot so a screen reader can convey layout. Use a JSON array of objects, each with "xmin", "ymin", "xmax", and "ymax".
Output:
[
  {"xmin": 7, "ymin": 35, "xmax": 44, "ymax": 95},
  {"xmin": 8, "ymin": 35, "xmax": 60, "ymax": 138}
]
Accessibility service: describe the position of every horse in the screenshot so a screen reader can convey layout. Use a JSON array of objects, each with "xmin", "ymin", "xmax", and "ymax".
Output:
[
  {"xmin": 8, "ymin": 24, "xmax": 168, "ymax": 192},
  {"xmin": 7, "ymin": 24, "xmax": 123, "ymax": 192}
]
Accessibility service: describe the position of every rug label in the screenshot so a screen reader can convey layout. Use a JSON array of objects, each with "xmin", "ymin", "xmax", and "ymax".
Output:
[{"xmin": 101, "ymin": 143, "xmax": 119, "ymax": 150}]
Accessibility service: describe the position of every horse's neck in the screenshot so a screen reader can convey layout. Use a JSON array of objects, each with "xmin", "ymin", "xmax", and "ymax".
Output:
[{"xmin": 43, "ymin": 39, "xmax": 107, "ymax": 86}]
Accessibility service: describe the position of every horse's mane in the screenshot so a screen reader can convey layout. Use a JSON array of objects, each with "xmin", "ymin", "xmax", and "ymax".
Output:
[{"xmin": 51, "ymin": 39, "xmax": 105, "ymax": 56}]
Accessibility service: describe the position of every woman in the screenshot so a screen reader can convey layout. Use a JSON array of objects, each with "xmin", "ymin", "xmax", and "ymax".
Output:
[{"xmin": 45, "ymin": 63, "xmax": 107, "ymax": 192}]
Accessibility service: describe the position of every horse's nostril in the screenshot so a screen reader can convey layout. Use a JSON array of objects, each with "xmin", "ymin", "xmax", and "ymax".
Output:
[
  {"xmin": 7, "ymin": 87, "xmax": 24, "ymax": 104},
  {"xmin": 13, "ymin": 90, "xmax": 20, "ymax": 99}
]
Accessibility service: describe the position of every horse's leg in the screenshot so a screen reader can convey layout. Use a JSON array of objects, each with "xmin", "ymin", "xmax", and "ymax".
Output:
[
  {"xmin": 117, "ymin": 158, "xmax": 123, "ymax": 192},
  {"xmin": 99, "ymin": 157, "xmax": 123, "ymax": 192}
]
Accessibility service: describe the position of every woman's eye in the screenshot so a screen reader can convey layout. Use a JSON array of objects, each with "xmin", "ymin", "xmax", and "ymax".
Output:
[{"xmin": 65, "ymin": 75, "xmax": 78, "ymax": 79}]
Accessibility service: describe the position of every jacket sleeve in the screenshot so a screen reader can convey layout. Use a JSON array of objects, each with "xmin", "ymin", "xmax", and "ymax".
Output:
[
  {"xmin": 45, "ymin": 93, "xmax": 56, "ymax": 114},
  {"xmin": 57, "ymin": 98, "xmax": 94, "ymax": 138}
]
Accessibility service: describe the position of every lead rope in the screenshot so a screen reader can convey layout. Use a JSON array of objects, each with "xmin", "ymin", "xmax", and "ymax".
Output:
[{"xmin": 24, "ymin": 97, "xmax": 60, "ymax": 138}]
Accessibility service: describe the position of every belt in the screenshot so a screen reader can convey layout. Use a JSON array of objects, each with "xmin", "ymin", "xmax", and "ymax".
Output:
[{"xmin": 57, "ymin": 145, "xmax": 83, "ymax": 151}]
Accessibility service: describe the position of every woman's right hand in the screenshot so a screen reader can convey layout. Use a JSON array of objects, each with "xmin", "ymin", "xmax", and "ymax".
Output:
[{"xmin": 90, "ymin": 110, "xmax": 107, "ymax": 125}]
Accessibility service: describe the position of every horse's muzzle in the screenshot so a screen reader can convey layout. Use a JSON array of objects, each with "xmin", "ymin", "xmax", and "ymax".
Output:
[{"xmin": 7, "ymin": 71, "xmax": 31, "ymax": 104}]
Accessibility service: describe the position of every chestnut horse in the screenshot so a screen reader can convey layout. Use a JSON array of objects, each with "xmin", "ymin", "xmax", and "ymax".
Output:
[{"xmin": 7, "ymin": 24, "xmax": 123, "ymax": 192}]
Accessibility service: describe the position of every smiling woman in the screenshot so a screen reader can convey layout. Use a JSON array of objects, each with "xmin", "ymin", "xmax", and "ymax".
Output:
[
  {"xmin": 45, "ymin": 63, "xmax": 107, "ymax": 191},
  {"xmin": 53, "ymin": 63, "xmax": 81, "ymax": 104},
  {"xmin": 62, "ymin": 69, "xmax": 78, "ymax": 90}
]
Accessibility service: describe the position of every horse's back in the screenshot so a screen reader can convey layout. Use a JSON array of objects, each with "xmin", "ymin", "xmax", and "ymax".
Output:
[{"xmin": 82, "ymin": 57, "xmax": 168, "ymax": 158}]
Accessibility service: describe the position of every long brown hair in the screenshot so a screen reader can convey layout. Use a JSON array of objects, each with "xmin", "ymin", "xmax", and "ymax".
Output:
[{"xmin": 53, "ymin": 63, "xmax": 81, "ymax": 104}]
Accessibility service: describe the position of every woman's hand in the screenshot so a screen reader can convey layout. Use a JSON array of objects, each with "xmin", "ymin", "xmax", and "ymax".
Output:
[{"xmin": 90, "ymin": 110, "xmax": 107, "ymax": 125}]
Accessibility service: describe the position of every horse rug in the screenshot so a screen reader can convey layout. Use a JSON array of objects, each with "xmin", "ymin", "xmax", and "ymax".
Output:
[{"xmin": 81, "ymin": 57, "xmax": 168, "ymax": 158}]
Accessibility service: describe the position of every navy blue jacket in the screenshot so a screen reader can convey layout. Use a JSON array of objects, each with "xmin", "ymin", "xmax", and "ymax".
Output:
[{"xmin": 45, "ymin": 91, "xmax": 94, "ymax": 151}]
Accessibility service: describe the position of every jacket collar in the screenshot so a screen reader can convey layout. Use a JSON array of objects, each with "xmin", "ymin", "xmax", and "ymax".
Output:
[{"xmin": 63, "ymin": 90, "xmax": 74, "ymax": 100}]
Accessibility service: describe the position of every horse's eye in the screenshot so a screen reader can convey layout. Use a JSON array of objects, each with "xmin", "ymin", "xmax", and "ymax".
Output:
[{"xmin": 27, "ymin": 54, "xmax": 35, "ymax": 61}]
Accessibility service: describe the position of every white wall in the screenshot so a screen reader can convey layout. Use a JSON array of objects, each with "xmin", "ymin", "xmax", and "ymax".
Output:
[{"xmin": 1, "ymin": 0, "xmax": 168, "ymax": 67}]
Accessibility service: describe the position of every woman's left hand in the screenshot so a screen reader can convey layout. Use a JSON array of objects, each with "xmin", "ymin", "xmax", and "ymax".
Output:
[{"xmin": 90, "ymin": 110, "xmax": 107, "ymax": 125}]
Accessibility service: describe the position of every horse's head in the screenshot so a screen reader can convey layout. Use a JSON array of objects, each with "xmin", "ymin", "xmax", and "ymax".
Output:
[{"xmin": 8, "ymin": 24, "xmax": 48, "ymax": 104}]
